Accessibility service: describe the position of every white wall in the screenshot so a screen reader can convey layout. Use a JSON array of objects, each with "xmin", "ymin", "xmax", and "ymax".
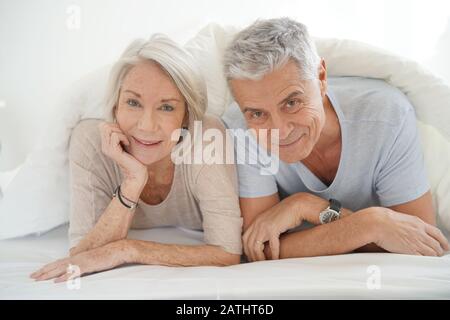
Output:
[{"xmin": 1, "ymin": 0, "xmax": 449, "ymax": 170}]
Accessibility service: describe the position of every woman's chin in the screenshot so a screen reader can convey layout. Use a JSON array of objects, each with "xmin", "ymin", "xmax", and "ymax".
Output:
[{"xmin": 130, "ymin": 152, "xmax": 161, "ymax": 166}]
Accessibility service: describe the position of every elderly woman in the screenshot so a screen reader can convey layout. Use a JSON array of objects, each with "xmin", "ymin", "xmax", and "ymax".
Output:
[{"xmin": 30, "ymin": 34, "xmax": 243, "ymax": 282}]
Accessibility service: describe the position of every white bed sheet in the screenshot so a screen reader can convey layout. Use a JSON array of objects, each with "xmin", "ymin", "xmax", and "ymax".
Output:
[{"xmin": 1, "ymin": 225, "xmax": 450, "ymax": 300}]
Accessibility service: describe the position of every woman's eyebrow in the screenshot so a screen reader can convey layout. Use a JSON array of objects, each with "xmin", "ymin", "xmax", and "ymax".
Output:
[
  {"xmin": 123, "ymin": 90, "xmax": 180, "ymax": 103},
  {"xmin": 161, "ymin": 98, "xmax": 181, "ymax": 103},
  {"xmin": 123, "ymin": 89, "xmax": 141, "ymax": 98}
]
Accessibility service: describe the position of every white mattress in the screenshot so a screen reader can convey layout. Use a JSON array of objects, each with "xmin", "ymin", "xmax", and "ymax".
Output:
[{"xmin": 1, "ymin": 224, "xmax": 450, "ymax": 299}]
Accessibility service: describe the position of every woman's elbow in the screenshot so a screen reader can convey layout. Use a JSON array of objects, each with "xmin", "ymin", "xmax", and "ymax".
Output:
[{"xmin": 215, "ymin": 251, "xmax": 241, "ymax": 266}]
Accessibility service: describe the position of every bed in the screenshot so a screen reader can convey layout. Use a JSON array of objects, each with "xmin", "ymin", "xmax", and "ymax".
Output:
[
  {"xmin": 1, "ymin": 23, "xmax": 450, "ymax": 300},
  {"xmin": 1, "ymin": 224, "xmax": 449, "ymax": 299}
]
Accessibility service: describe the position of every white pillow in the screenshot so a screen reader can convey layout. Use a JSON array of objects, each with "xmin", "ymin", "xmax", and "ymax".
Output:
[
  {"xmin": 1, "ymin": 23, "xmax": 449, "ymax": 239},
  {"xmin": 418, "ymin": 121, "xmax": 450, "ymax": 238},
  {"xmin": 0, "ymin": 65, "xmax": 110, "ymax": 239}
]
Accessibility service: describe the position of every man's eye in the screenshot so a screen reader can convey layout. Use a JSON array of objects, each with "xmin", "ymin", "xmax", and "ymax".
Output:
[
  {"xmin": 286, "ymin": 99, "xmax": 299, "ymax": 108},
  {"xmin": 251, "ymin": 111, "xmax": 263, "ymax": 118},
  {"xmin": 160, "ymin": 104, "xmax": 174, "ymax": 111},
  {"xmin": 126, "ymin": 99, "xmax": 140, "ymax": 107}
]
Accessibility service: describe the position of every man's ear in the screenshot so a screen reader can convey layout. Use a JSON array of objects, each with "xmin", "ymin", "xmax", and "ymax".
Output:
[{"xmin": 318, "ymin": 58, "xmax": 328, "ymax": 99}]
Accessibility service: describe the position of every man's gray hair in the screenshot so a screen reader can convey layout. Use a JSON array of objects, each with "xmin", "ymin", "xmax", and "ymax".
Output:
[{"xmin": 223, "ymin": 17, "xmax": 321, "ymax": 81}]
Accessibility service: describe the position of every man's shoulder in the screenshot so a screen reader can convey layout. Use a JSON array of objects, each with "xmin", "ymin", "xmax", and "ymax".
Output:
[{"xmin": 329, "ymin": 77, "xmax": 414, "ymax": 126}]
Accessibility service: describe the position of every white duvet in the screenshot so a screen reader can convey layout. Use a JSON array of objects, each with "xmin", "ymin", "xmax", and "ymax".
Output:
[{"xmin": 1, "ymin": 224, "xmax": 449, "ymax": 299}]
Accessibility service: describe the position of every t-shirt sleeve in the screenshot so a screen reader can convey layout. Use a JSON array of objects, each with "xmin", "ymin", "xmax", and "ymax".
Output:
[
  {"xmin": 375, "ymin": 107, "xmax": 430, "ymax": 207},
  {"xmin": 194, "ymin": 162, "xmax": 243, "ymax": 255},
  {"xmin": 191, "ymin": 118, "xmax": 243, "ymax": 255},
  {"xmin": 68, "ymin": 120, "xmax": 115, "ymax": 248},
  {"xmin": 227, "ymin": 125, "xmax": 279, "ymax": 198}
]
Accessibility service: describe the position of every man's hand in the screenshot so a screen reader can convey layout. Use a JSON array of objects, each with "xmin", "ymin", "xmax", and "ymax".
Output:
[
  {"xmin": 242, "ymin": 193, "xmax": 328, "ymax": 262},
  {"xmin": 370, "ymin": 207, "xmax": 449, "ymax": 256}
]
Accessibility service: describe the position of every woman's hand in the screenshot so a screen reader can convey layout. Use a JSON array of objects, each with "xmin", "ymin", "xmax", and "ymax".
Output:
[
  {"xmin": 371, "ymin": 207, "xmax": 449, "ymax": 256},
  {"xmin": 30, "ymin": 241, "xmax": 130, "ymax": 283},
  {"xmin": 98, "ymin": 122, "xmax": 148, "ymax": 197}
]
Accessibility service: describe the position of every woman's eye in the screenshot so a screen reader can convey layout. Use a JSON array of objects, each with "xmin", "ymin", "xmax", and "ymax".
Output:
[
  {"xmin": 160, "ymin": 104, "xmax": 174, "ymax": 112},
  {"xmin": 126, "ymin": 99, "xmax": 140, "ymax": 107}
]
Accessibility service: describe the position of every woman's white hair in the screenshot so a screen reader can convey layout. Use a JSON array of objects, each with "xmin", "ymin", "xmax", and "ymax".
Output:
[
  {"xmin": 223, "ymin": 17, "xmax": 321, "ymax": 81},
  {"xmin": 104, "ymin": 34, "xmax": 206, "ymax": 126}
]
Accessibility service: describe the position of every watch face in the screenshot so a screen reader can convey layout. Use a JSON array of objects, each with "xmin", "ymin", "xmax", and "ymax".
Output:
[{"xmin": 320, "ymin": 210, "xmax": 339, "ymax": 224}]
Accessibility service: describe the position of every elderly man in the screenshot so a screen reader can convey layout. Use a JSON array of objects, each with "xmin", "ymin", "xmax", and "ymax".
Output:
[{"xmin": 221, "ymin": 17, "xmax": 449, "ymax": 262}]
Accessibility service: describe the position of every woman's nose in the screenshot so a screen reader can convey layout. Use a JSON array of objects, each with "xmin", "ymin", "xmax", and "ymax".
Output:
[{"xmin": 137, "ymin": 110, "xmax": 159, "ymax": 132}]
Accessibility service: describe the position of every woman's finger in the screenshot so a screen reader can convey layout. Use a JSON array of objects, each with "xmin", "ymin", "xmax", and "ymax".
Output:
[
  {"xmin": 36, "ymin": 264, "xmax": 68, "ymax": 281},
  {"xmin": 54, "ymin": 271, "xmax": 78, "ymax": 284},
  {"xmin": 30, "ymin": 259, "xmax": 65, "ymax": 279}
]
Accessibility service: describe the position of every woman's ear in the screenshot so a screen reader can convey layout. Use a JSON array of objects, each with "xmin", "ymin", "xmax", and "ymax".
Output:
[
  {"xmin": 113, "ymin": 105, "xmax": 118, "ymax": 123},
  {"xmin": 182, "ymin": 107, "xmax": 189, "ymax": 129}
]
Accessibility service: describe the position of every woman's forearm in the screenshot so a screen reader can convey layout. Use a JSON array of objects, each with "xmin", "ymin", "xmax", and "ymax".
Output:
[
  {"xmin": 70, "ymin": 182, "xmax": 141, "ymax": 256},
  {"xmin": 124, "ymin": 239, "xmax": 240, "ymax": 267}
]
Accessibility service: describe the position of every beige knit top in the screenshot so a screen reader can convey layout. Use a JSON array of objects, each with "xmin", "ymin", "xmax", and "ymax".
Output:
[{"xmin": 68, "ymin": 115, "xmax": 243, "ymax": 254}]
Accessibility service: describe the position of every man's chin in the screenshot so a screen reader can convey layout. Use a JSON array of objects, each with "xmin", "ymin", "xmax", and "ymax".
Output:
[{"xmin": 278, "ymin": 149, "xmax": 310, "ymax": 163}]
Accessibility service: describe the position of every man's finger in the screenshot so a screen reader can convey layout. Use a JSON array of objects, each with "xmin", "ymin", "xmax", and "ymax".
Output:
[
  {"xmin": 270, "ymin": 236, "xmax": 280, "ymax": 260},
  {"xmin": 425, "ymin": 224, "xmax": 449, "ymax": 251}
]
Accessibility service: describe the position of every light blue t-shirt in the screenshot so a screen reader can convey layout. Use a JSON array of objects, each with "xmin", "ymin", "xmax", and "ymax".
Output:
[{"xmin": 221, "ymin": 77, "xmax": 430, "ymax": 211}]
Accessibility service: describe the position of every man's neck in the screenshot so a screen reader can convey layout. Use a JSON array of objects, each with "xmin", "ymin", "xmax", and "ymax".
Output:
[{"xmin": 312, "ymin": 95, "xmax": 341, "ymax": 156}]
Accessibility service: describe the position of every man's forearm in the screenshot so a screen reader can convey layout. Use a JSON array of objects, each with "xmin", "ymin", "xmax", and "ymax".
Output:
[
  {"xmin": 282, "ymin": 193, "xmax": 385, "ymax": 255},
  {"xmin": 266, "ymin": 209, "xmax": 377, "ymax": 258}
]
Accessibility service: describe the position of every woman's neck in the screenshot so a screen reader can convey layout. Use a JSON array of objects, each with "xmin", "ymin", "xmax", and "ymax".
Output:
[{"xmin": 146, "ymin": 154, "xmax": 175, "ymax": 186}]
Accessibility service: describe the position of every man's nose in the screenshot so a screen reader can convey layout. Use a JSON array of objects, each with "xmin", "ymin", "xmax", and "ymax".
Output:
[{"xmin": 270, "ymin": 113, "xmax": 292, "ymax": 141}]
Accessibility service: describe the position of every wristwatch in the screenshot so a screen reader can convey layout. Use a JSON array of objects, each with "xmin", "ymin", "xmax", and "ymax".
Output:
[{"xmin": 319, "ymin": 199, "xmax": 342, "ymax": 224}]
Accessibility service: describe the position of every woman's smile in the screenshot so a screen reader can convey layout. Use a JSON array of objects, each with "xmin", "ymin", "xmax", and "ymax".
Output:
[{"xmin": 132, "ymin": 136, "xmax": 163, "ymax": 148}]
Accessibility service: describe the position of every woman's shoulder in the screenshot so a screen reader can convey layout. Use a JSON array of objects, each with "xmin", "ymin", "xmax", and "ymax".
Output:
[
  {"xmin": 182, "ymin": 114, "xmax": 237, "ymax": 186},
  {"xmin": 69, "ymin": 118, "xmax": 105, "ymax": 162}
]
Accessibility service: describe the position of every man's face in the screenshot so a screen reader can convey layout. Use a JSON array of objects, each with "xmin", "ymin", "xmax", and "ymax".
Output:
[{"xmin": 230, "ymin": 59, "xmax": 327, "ymax": 163}]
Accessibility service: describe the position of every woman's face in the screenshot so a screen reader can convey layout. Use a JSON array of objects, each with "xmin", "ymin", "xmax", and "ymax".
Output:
[{"xmin": 115, "ymin": 60, "xmax": 187, "ymax": 166}]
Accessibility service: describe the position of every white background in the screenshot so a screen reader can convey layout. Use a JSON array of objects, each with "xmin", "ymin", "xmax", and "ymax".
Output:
[{"xmin": 1, "ymin": 0, "xmax": 450, "ymax": 170}]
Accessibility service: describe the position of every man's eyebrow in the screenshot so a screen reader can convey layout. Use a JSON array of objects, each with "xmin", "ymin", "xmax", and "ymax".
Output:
[
  {"xmin": 243, "ymin": 107, "xmax": 265, "ymax": 113},
  {"xmin": 278, "ymin": 90, "xmax": 304, "ymax": 106},
  {"xmin": 123, "ymin": 90, "xmax": 141, "ymax": 98}
]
